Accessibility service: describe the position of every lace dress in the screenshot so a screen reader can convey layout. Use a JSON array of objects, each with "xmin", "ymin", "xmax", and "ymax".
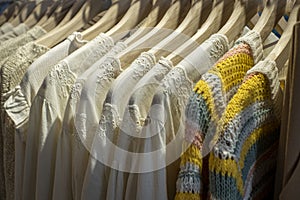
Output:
[
  {"xmin": 81, "ymin": 52, "xmax": 156, "ymax": 200},
  {"xmin": 53, "ymin": 41, "xmax": 125, "ymax": 200},
  {"xmin": 118, "ymin": 58, "xmax": 173, "ymax": 200},
  {"xmin": 175, "ymin": 31, "xmax": 263, "ymax": 200},
  {"xmin": 21, "ymin": 33, "xmax": 113, "ymax": 200},
  {"xmin": 4, "ymin": 32, "xmax": 86, "ymax": 200}
]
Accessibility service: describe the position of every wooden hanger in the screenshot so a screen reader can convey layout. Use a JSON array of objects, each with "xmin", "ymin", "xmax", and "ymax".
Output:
[
  {"xmin": 41, "ymin": 0, "xmax": 86, "ymax": 31},
  {"xmin": 218, "ymin": 0, "xmax": 259, "ymax": 42},
  {"xmin": 35, "ymin": 0, "xmax": 112, "ymax": 48},
  {"xmin": 120, "ymin": 0, "xmax": 173, "ymax": 46},
  {"xmin": 0, "ymin": 1, "xmax": 25, "ymax": 25},
  {"xmin": 8, "ymin": 1, "xmax": 38, "ymax": 26},
  {"xmin": 35, "ymin": 0, "xmax": 76, "ymax": 28},
  {"xmin": 105, "ymin": 0, "xmax": 155, "ymax": 42},
  {"xmin": 53, "ymin": 0, "xmax": 87, "ymax": 28},
  {"xmin": 267, "ymin": 1, "xmax": 300, "ymax": 71},
  {"xmin": 22, "ymin": 0, "xmax": 59, "ymax": 28},
  {"xmin": 82, "ymin": 0, "xmax": 132, "ymax": 41},
  {"xmin": 118, "ymin": 0, "xmax": 191, "ymax": 67},
  {"xmin": 149, "ymin": 0, "xmax": 213, "ymax": 58},
  {"xmin": 253, "ymin": 0, "xmax": 286, "ymax": 42},
  {"xmin": 167, "ymin": 0, "xmax": 235, "ymax": 65}
]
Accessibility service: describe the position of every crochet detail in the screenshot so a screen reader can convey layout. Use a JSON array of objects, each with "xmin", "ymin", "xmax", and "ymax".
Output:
[
  {"xmin": 235, "ymin": 30, "xmax": 263, "ymax": 64},
  {"xmin": 132, "ymin": 52, "xmax": 156, "ymax": 80},
  {"xmin": 176, "ymin": 162, "xmax": 202, "ymax": 193}
]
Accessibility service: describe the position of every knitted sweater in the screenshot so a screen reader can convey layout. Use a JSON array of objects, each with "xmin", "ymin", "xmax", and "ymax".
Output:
[
  {"xmin": 0, "ymin": 42, "xmax": 48, "ymax": 200},
  {"xmin": 175, "ymin": 31, "xmax": 263, "ymax": 200},
  {"xmin": 209, "ymin": 60, "xmax": 282, "ymax": 200}
]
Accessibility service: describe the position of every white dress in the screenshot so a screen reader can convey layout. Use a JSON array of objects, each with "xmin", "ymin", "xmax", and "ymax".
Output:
[
  {"xmin": 4, "ymin": 32, "xmax": 86, "ymax": 200},
  {"xmin": 118, "ymin": 57, "xmax": 173, "ymax": 200},
  {"xmin": 22, "ymin": 33, "xmax": 113, "ymax": 200},
  {"xmin": 81, "ymin": 52, "xmax": 156, "ymax": 200},
  {"xmin": 53, "ymin": 41, "xmax": 125, "ymax": 200}
]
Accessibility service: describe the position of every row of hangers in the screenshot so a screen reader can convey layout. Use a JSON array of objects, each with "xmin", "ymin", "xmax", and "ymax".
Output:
[{"xmin": 0, "ymin": 0, "xmax": 299, "ymax": 79}]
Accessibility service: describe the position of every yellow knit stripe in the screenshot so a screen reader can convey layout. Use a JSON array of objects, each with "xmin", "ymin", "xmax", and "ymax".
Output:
[
  {"xmin": 209, "ymin": 123, "xmax": 278, "ymax": 194},
  {"xmin": 175, "ymin": 192, "xmax": 200, "ymax": 200},
  {"xmin": 181, "ymin": 144, "xmax": 202, "ymax": 169},
  {"xmin": 212, "ymin": 53, "xmax": 254, "ymax": 92},
  {"xmin": 220, "ymin": 74, "xmax": 271, "ymax": 129}
]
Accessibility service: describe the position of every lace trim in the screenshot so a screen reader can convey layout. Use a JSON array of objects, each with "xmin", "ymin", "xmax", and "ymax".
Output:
[
  {"xmin": 96, "ymin": 56, "xmax": 122, "ymax": 88},
  {"xmin": 121, "ymin": 104, "xmax": 142, "ymax": 134},
  {"xmin": 132, "ymin": 52, "xmax": 156, "ymax": 80},
  {"xmin": 48, "ymin": 61, "xmax": 76, "ymax": 99},
  {"xmin": 90, "ymin": 33, "xmax": 115, "ymax": 61},
  {"xmin": 235, "ymin": 30, "xmax": 263, "ymax": 64},
  {"xmin": 96, "ymin": 103, "xmax": 121, "ymax": 139},
  {"xmin": 69, "ymin": 79, "xmax": 84, "ymax": 105},
  {"xmin": 162, "ymin": 66, "xmax": 193, "ymax": 110},
  {"xmin": 207, "ymin": 34, "xmax": 230, "ymax": 60}
]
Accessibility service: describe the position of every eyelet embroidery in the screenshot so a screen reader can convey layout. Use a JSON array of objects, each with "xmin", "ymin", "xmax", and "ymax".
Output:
[
  {"xmin": 96, "ymin": 103, "xmax": 121, "ymax": 139},
  {"xmin": 48, "ymin": 61, "xmax": 76, "ymax": 99},
  {"xmin": 96, "ymin": 57, "xmax": 122, "ymax": 88},
  {"xmin": 162, "ymin": 66, "xmax": 193, "ymax": 111},
  {"xmin": 132, "ymin": 52, "xmax": 156, "ymax": 80}
]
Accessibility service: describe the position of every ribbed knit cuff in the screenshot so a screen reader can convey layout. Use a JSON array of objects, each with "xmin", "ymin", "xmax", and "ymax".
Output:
[{"xmin": 236, "ymin": 30, "xmax": 263, "ymax": 64}]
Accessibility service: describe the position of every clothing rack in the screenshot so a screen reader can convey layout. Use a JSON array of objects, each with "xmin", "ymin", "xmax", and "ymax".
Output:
[{"xmin": 0, "ymin": 0, "xmax": 298, "ymax": 199}]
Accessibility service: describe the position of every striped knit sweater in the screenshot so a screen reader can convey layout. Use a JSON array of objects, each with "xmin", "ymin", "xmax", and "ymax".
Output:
[
  {"xmin": 175, "ymin": 31, "xmax": 263, "ymax": 200},
  {"xmin": 209, "ymin": 59, "xmax": 282, "ymax": 200}
]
